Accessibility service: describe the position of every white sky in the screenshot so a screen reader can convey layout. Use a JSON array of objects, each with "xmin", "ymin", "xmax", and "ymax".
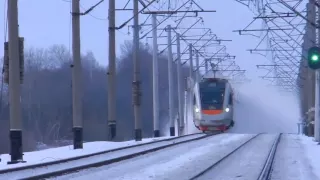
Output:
[{"xmin": 0, "ymin": 0, "xmax": 275, "ymax": 81}]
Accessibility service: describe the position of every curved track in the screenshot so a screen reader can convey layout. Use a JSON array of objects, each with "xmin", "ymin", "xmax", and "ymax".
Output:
[
  {"xmin": 0, "ymin": 133, "xmax": 221, "ymax": 180},
  {"xmin": 189, "ymin": 133, "xmax": 282, "ymax": 180}
]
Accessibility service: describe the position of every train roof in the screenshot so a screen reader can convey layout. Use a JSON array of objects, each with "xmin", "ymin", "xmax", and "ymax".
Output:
[
  {"xmin": 201, "ymin": 77, "xmax": 229, "ymax": 83},
  {"xmin": 199, "ymin": 77, "xmax": 233, "ymax": 91}
]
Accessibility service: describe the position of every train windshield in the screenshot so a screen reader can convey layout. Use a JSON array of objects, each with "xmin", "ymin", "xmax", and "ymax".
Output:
[{"xmin": 199, "ymin": 81, "xmax": 225, "ymax": 110}]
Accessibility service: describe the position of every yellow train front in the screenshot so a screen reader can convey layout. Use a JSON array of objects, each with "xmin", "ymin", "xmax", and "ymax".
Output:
[{"xmin": 192, "ymin": 78, "xmax": 234, "ymax": 133}]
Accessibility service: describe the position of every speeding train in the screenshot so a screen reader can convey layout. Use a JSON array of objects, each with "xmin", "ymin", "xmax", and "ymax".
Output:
[{"xmin": 192, "ymin": 77, "xmax": 235, "ymax": 133}]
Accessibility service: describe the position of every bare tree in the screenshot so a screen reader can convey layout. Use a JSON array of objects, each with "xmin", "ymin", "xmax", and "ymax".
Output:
[{"xmin": 0, "ymin": 42, "xmax": 190, "ymax": 153}]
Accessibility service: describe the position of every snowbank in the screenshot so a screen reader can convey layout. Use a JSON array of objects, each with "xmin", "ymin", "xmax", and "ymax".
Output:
[
  {"xmin": 300, "ymin": 135, "xmax": 320, "ymax": 179},
  {"xmin": 0, "ymin": 136, "xmax": 171, "ymax": 170}
]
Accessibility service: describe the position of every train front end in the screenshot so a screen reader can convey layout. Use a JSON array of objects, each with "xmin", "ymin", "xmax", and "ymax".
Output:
[{"xmin": 193, "ymin": 78, "xmax": 234, "ymax": 133}]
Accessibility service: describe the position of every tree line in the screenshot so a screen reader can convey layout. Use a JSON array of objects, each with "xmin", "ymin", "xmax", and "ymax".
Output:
[{"xmin": 0, "ymin": 41, "xmax": 190, "ymax": 153}]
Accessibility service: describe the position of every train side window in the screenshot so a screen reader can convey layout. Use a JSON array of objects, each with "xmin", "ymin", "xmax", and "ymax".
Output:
[{"xmin": 229, "ymin": 94, "xmax": 233, "ymax": 105}]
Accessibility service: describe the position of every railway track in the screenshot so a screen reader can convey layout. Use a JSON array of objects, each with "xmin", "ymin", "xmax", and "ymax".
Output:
[
  {"xmin": 0, "ymin": 132, "xmax": 223, "ymax": 180},
  {"xmin": 257, "ymin": 133, "xmax": 281, "ymax": 180},
  {"xmin": 188, "ymin": 133, "xmax": 282, "ymax": 180}
]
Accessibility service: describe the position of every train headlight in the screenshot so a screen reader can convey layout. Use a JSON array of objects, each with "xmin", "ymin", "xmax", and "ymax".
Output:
[
  {"xmin": 194, "ymin": 107, "xmax": 200, "ymax": 113},
  {"xmin": 225, "ymin": 107, "xmax": 230, "ymax": 112}
]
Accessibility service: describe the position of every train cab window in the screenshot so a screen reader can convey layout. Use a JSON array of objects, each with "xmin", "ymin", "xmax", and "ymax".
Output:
[
  {"xmin": 193, "ymin": 95, "xmax": 196, "ymax": 105},
  {"xmin": 229, "ymin": 94, "xmax": 233, "ymax": 105}
]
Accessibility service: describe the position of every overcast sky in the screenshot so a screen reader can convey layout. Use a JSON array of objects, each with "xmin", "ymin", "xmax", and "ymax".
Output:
[{"xmin": 0, "ymin": 0, "xmax": 274, "ymax": 81}]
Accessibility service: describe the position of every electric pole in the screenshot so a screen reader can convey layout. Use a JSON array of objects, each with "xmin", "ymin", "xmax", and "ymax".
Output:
[
  {"xmin": 205, "ymin": 58, "xmax": 209, "ymax": 73},
  {"xmin": 315, "ymin": 66, "xmax": 320, "ymax": 141},
  {"xmin": 108, "ymin": 0, "xmax": 117, "ymax": 140},
  {"xmin": 133, "ymin": 0, "xmax": 142, "ymax": 141},
  {"xmin": 303, "ymin": 0, "xmax": 318, "ymax": 140},
  {"xmin": 186, "ymin": 43, "xmax": 194, "ymax": 135},
  {"xmin": 316, "ymin": 0, "xmax": 320, "ymax": 142},
  {"xmin": 152, "ymin": 14, "xmax": 160, "ymax": 137},
  {"xmin": 176, "ymin": 32, "xmax": 184, "ymax": 135},
  {"xmin": 195, "ymin": 50, "xmax": 200, "ymax": 81},
  {"xmin": 7, "ymin": 0, "xmax": 24, "ymax": 164},
  {"xmin": 305, "ymin": 0, "xmax": 316, "ymax": 137},
  {"xmin": 71, "ymin": 0, "xmax": 83, "ymax": 149},
  {"xmin": 189, "ymin": 44, "xmax": 194, "ymax": 78},
  {"xmin": 307, "ymin": 0, "xmax": 320, "ymax": 141},
  {"xmin": 167, "ymin": 25, "xmax": 175, "ymax": 136}
]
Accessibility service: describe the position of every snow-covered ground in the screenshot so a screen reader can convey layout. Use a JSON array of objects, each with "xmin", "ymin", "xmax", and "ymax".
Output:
[
  {"xmin": 0, "ymin": 134, "xmax": 206, "ymax": 180},
  {"xmin": 198, "ymin": 134, "xmax": 277, "ymax": 180},
  {"xmin": 49, "ymin": 134, "xmax": 320, "ymax": 180},
  {"xmin": 0, "ymin": 136, "xmax": 171, "ymax": 170},
  {"xmin": 271, "ymin": 134, "xmax": 319, "ymax": 180},
  {"xmin": 299, "ymin": 135, "xmax": 320, "ymax": 180},
  {"xmin": 51, "ymin": 133, "xmax": 254, "ymax": 180}
]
